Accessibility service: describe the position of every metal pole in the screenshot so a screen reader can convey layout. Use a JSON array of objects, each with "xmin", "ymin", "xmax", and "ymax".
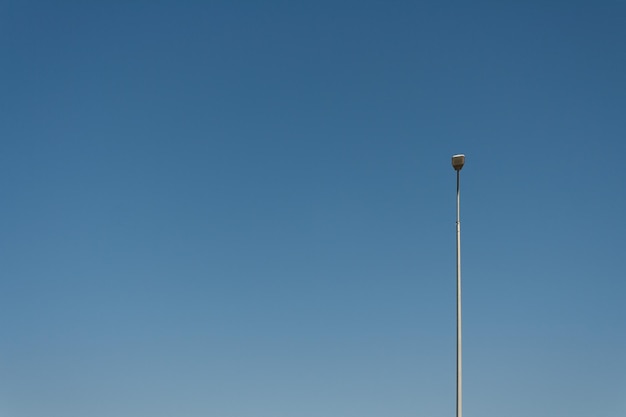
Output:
[{"xmin": 456, "ymin": 169, "xmax": 462, "ymax": 417}]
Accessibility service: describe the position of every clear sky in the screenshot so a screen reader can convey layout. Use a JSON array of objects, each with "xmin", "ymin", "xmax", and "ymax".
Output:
[{"xmin": 1, "ymin": 1, "xmax": 625, "ymax": 416}]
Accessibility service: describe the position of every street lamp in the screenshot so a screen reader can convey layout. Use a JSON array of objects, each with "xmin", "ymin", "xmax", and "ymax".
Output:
[{"xmin": 452, "ymin": 154, "xmax": 465, "ymax": 417}]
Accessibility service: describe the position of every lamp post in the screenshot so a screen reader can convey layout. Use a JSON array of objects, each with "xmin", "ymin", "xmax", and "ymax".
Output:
[{"xmin": 452, "ymin": 154, "xmax": 465, "ymax": 417}]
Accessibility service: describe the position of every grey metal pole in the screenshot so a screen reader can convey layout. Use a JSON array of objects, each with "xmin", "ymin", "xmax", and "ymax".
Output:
[
  {"xmin": 451, "ymin": 154, "xmax": 465, "ymax": 417},
  {"xmin": 456, "ymin": 168, "xmax": 462, "ymax": 417}
]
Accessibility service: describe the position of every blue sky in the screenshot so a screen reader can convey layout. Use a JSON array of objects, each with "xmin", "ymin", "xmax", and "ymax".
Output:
[{"xmin": 1, "ymin": 1, "xmax": 625, "ymax": 416}]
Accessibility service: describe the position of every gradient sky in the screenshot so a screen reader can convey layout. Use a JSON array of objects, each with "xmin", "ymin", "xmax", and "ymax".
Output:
[{"xmin": 1, "ymin": 1, "xmax": 625, "ymax": 416}]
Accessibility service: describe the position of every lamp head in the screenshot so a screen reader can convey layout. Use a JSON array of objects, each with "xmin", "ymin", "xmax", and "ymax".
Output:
[{"xmin": 452, "ymin": 154, "xmax": 465, "ymax": 171}]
